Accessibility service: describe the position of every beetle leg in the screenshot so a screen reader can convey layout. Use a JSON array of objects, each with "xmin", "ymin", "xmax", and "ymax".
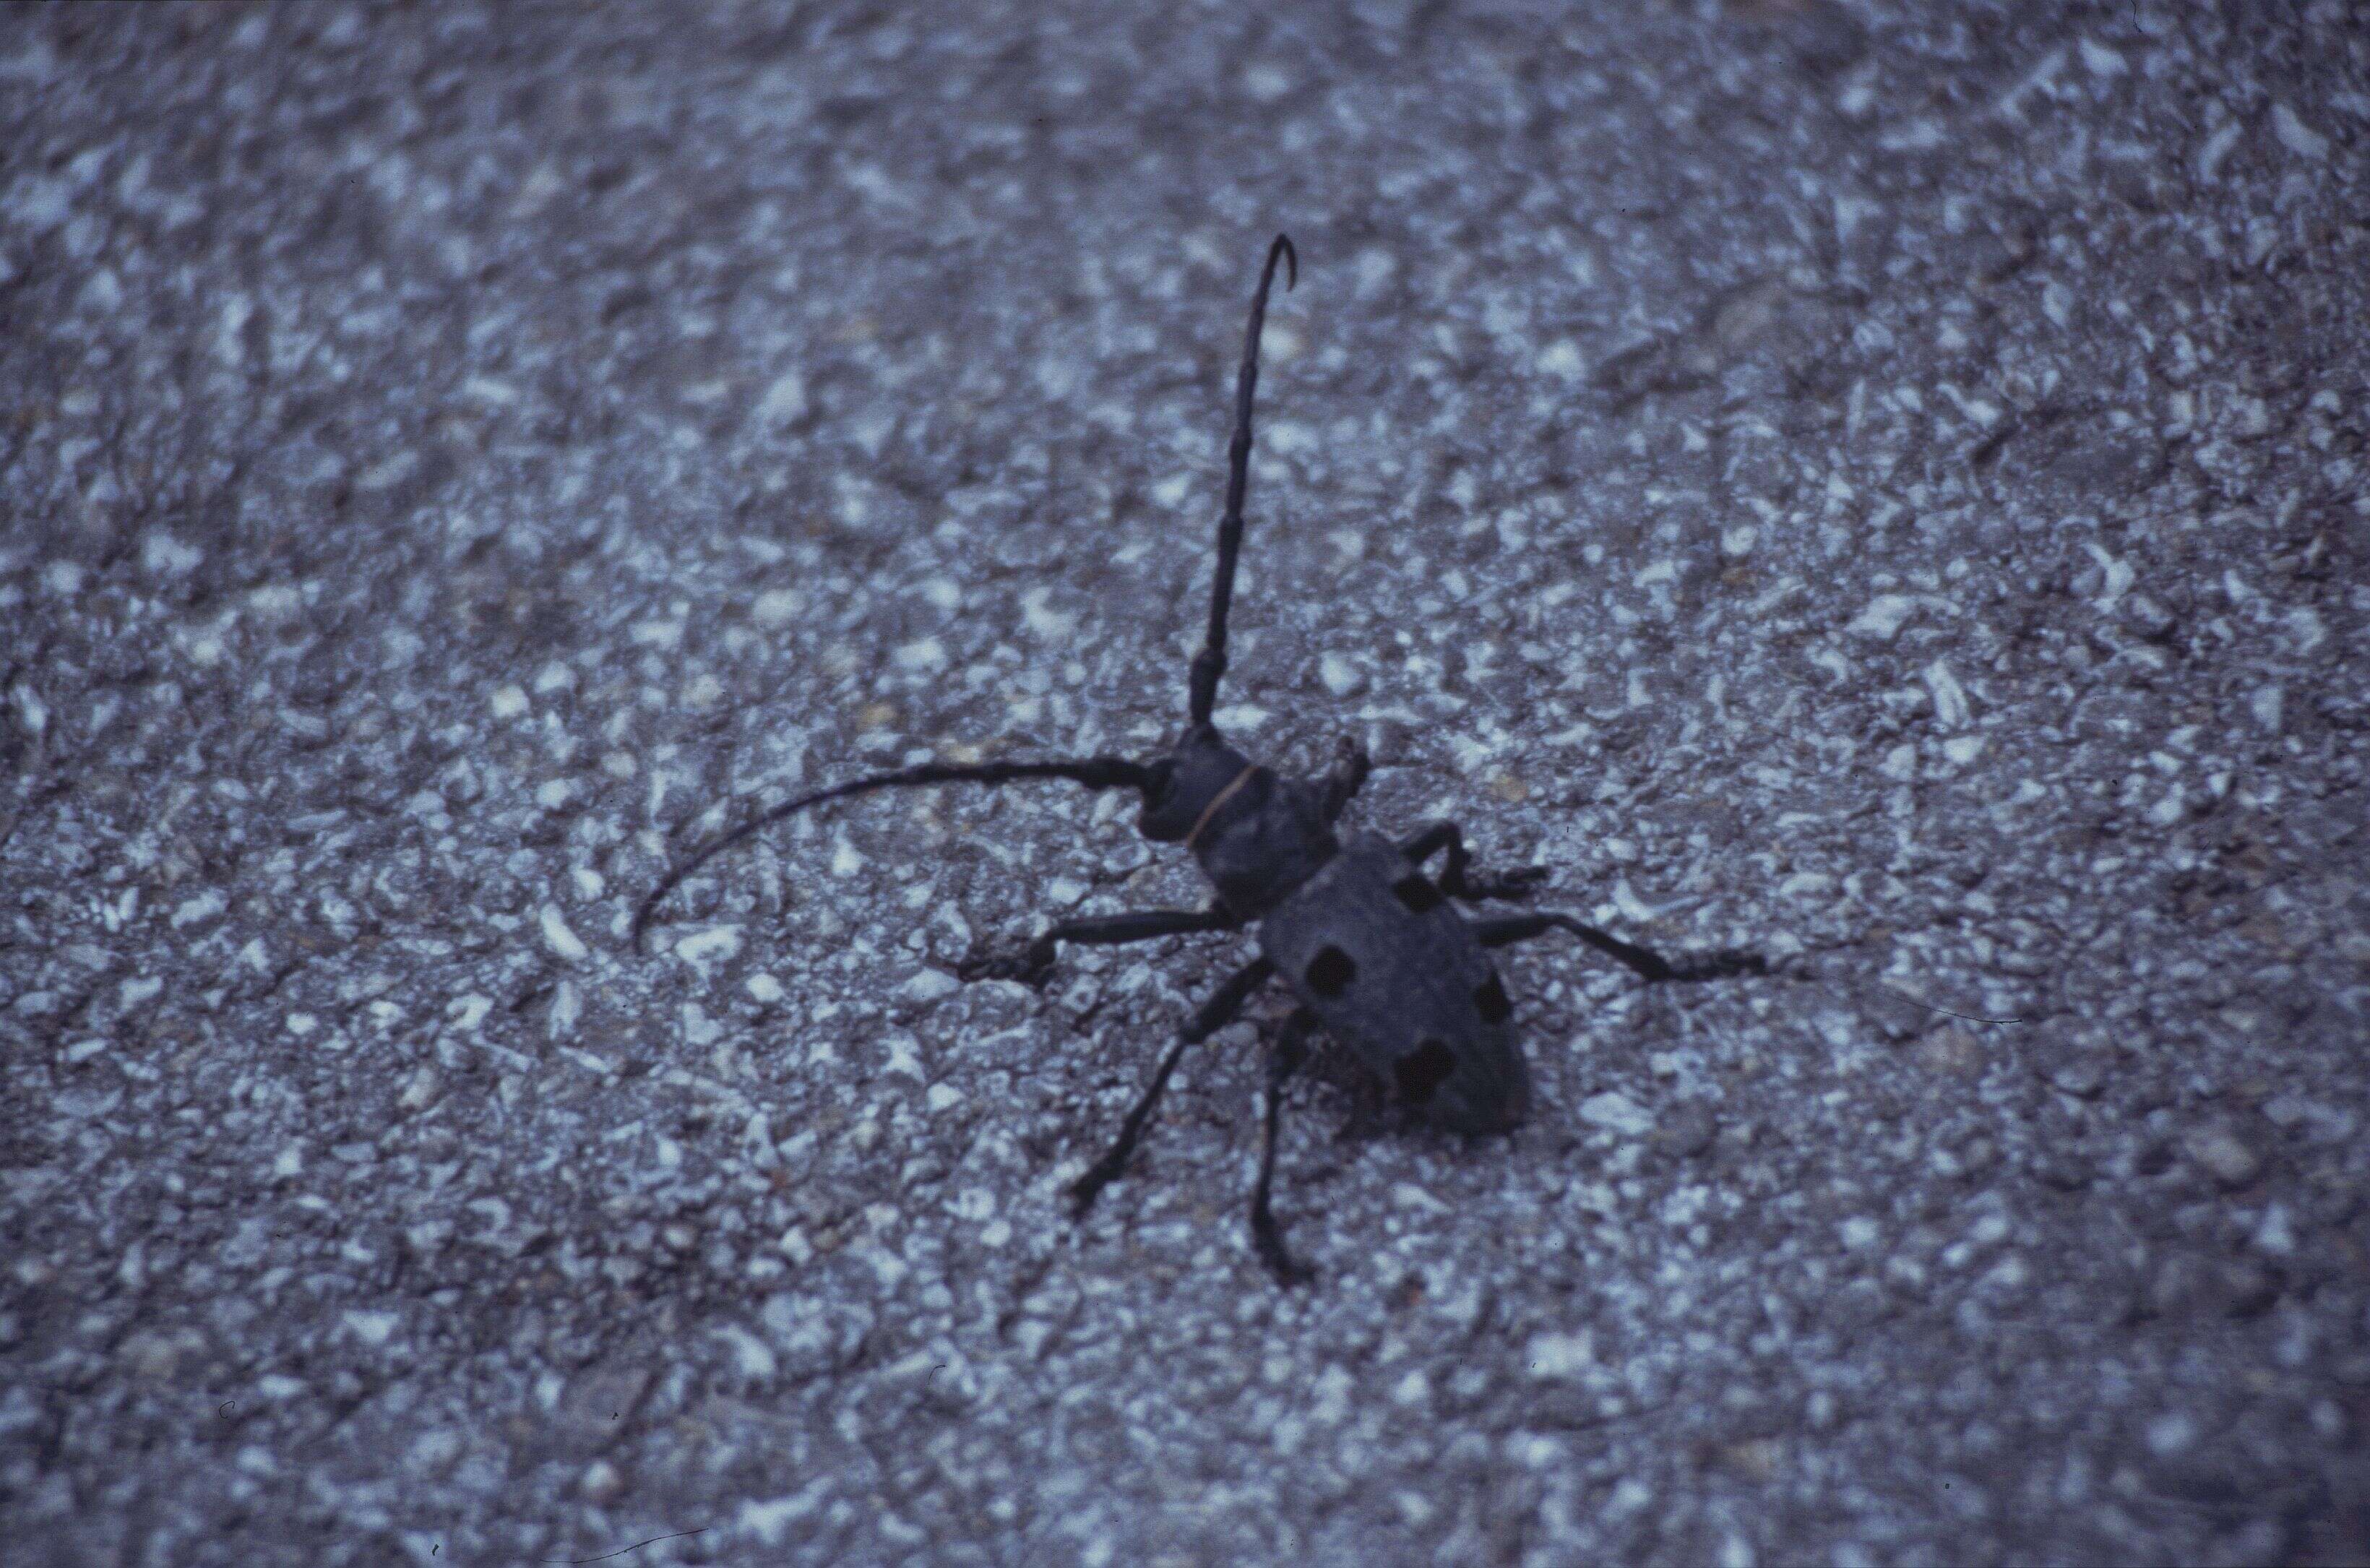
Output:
[
  {"xmin": 1249, "ymin": 1008, "xmax": 1319, "ymax": 1287},
  {"xmin": 1398, "ymin": 820, "xmax": 1551, "ymax": 902},
  {"xmin": 1319, "ymin": 733, "xmax": 1371, "ymax": 824},
  {"xmin": 957, "ymin": 904, "xmax": 1237, "ymax": 987},
  {"xmin": 1068, "ymin": 956, "xmax": 1276, "ymax": 1218},
  {"xmin": 1471, "ymin": 911, "xmax": 1767, "ymax": 983}
]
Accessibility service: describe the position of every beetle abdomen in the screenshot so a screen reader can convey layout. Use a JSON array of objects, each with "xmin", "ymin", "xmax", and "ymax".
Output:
[{"xmin": 1257, "ymin": 832, "xmax": 1530, "ymax": 1134}]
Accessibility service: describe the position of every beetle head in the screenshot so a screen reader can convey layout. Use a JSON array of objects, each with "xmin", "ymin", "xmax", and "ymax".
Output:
[{"xmin": 1137, "ymin": 725, "xmax": 1254, "ymax": 843}]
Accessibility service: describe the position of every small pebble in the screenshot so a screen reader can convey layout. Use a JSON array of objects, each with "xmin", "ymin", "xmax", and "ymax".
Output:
[
  {"xmin": 1580, "ymin": 1091, "xmax": 1654, "ymax": 1137},
  {"xmin": 581, "ymin": 1459, "xmax": 624, "ymax": 1502},
  {"xmin": 1317, "ymin": 652, "xmax": 1366, "ymax": 697},
  {"xmin": 2038, "ymin": 1043, "xmax": 2109, "ymax": 1099},
  {"xmin": 2181, "ymin": 1121, "xmax": 2262, "ymax": 1189},
  {"xmin": 1654, "ymin": 1102, "xmax": 1718, "ymax": 1159}
]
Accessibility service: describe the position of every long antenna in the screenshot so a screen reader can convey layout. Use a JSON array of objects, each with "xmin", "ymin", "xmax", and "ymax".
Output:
[
  {"xmin": 1187, "ymin": 232, "xmax": 1296, "ymax": 728},
  {"xmin": 632, "ymin": 755, "xmax": 1148, "ymax": 951}
]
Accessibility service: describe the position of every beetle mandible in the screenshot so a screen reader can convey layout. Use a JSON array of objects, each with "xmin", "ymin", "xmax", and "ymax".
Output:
[{"xmin": 635, "ymin": 235, "xmax": 1771, "ymax": 1283}]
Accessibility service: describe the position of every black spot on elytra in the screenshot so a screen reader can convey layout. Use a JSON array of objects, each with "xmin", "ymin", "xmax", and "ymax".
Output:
[
  {"xmin": 1392, "ymin": 873, "xmax": 1444, "ymax": 913},
  {"xmin": 1473, "ymin": 971, "xmax": 1511, "ymax": 1025},
  {"xmin": 1394, "ymin": 1039, "xmax": 1456, "ymax": 1103},
  {"xmin": 1306, "ymin": 945, "xmax": 1357, "ymax": 997}
]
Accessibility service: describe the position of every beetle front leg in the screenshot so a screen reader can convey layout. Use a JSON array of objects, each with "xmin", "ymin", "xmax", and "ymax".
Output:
[
  {"xmin": 957, "ymin": 905, "xmax": 1237, "ymax": 987},
  {"xmin": 1069, "ymin": 956, "xmax": 1275, "ymax": 1218},
  {"xmin": 1399, "ymin": 820, "xmax": 1550, "ymax": 902},
  {"xmin": 1472, "ymin": 911, "xmax": 1767, "ymax": 983}
]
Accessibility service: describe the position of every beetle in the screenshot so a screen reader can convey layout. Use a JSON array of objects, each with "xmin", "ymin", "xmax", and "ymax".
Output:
[{"xmin": 634, "ymin": 234, "xmax": 1772, "ymax": 1283}]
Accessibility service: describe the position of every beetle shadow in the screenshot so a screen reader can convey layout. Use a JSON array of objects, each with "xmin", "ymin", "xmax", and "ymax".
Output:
[{"xmin": 1302, "ymin": 1035, "xmax": 1523, "ymax": 1154}]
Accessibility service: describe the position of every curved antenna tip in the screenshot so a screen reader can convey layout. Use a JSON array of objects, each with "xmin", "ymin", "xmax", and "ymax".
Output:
[
  {"xmin": 1871, "ymin": 980, "xmax": 2022, "ymax": 1027},
  {"xmin": 1272, "ymin": 233, "xmax": 1297, "ymax": 290}
]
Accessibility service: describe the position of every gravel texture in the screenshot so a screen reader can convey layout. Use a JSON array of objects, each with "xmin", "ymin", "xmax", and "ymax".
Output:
[{"xmin": 4, "ymin": 4, "xmax": 2367, "ymax": 1564}]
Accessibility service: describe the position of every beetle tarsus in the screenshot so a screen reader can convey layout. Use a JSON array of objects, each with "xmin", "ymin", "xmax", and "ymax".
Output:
[
  {"xmin": 1460, "ymin": 864, "xmax": 1551, "ymax": 902},
  {"xmin": 956, "ymin": 943, "xmax": 1056, "ymax": 988},
  {"xmin": 1662, "ymin": 947, "xmax": 1768, "ymax": 983}
]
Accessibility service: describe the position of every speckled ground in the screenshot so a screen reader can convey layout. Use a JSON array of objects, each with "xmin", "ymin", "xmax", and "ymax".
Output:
[{"xmin": 4, "ymin": 3, "xmax": 2366, "ymax": 1564}]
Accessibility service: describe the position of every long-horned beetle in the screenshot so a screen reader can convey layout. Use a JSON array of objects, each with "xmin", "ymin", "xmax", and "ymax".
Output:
[{"xmin": 637, "ymin": 236, "xmax": 1772, "ymax": 1283}]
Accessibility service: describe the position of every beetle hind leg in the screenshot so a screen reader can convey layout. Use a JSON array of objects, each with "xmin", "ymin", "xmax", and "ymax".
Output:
[
  {"xmin": 1473, "ymin": 910, "xmax": 1767, "ymax": 983},
  {"xmin": 1249, "ymin": 1008, "xmax": 1319, "ymax": 1288}
]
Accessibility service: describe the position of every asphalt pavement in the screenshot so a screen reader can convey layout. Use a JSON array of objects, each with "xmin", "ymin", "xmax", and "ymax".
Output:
[{"xmin": 3, "ymin": 3, "xmax": 2366, "ymax": 1563}]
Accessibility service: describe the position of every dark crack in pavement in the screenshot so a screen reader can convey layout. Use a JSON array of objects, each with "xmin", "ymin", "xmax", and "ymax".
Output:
[{"xmin": 4, "ymin": 4, "xmax": 2366, "ymax": 1564}]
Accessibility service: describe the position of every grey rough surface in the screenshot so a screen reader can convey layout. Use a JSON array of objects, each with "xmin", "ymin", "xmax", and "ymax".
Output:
[{"xmin": 4, "ymin": 3, "xmax": 2367, "ymax": 1564}]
